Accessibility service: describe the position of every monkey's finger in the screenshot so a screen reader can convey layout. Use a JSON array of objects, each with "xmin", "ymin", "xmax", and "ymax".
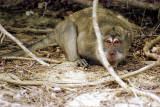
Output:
[
  {"xmin": 81, "ymin": 59, "xmax": 88, "ymax": 67},
  {"xmin": 76, "ymin": 59, "xmax": 88, "ymax": 68}
]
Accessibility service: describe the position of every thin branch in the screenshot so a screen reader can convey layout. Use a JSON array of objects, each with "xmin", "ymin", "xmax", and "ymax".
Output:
[
  {"xmin": 92, "ymin": 0, "xmax": 160, "ymax": 103},
  {"xmin": 2, "ymin": 56, "xmax": 61, "ymax": 64},
  {"xmin": 69, "ymin": 0, "xmax": 93, "ymax": 6},
  {"xmin": 1, "ymin": 61, "xmax": 159, "ymax": 87},
  {"xmin": 0, "ymin": 24, "xmax": 50, "ymax": 66},
  {"xmin": 0, "ymin": 78, "xmax": 44, "ymax": 86},
  {"xmin": 119, "ymin": 61, "xmax": 160, "ymax": 79},
  {"xmin": 128, "ymin": 79, "xmax": 143, "ymax": 107},
  {"xmin": 131, "ymin": 88, "xmax": 160, "ymax": 103},
  {"xmin": 69, "ymin": 0, "xmax": 160, "ymax": 10},
  {"xmin": 143, "ymin": 35, "xmax": 160, "ymax": 61},
  {"xmin": 114, "ymin": 0, "xmax": 160, "ymax": 10},
  {"xmin": 92, "ymin": 0, "xmax": 128, "ymax": 89}
]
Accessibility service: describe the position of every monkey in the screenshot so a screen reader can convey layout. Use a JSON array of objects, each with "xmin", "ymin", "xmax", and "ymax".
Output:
[{"xmin": 1, "ymin": 7, "xmax": 134, "ymax": 67}]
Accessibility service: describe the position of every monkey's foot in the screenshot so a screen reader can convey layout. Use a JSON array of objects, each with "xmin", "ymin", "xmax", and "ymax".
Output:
[{"xmin": 75, "ymin": 59, "xmax": 88, "ymax": 68}]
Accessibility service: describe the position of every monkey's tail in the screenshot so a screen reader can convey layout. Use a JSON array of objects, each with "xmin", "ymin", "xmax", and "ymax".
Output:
[{"xmin": 1, "ymin": 33, "xmax": 56, "ymax": 57}]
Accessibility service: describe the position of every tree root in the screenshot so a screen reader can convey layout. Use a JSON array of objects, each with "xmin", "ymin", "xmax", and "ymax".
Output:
[{"xmin": 143, "ymin": 36, "xmax": 160, "ymax": 61}]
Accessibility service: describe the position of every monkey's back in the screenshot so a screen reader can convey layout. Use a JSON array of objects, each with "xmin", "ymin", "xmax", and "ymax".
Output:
[{"xmin": 68, "ymin": 7, "xmax": 132, "ymax": 34}]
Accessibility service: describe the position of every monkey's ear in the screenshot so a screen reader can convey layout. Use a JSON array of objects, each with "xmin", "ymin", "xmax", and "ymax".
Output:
[
  {"xmin": 112, "ymin": 26, "xmax": 115, "ymax": 31},
  {"xmin": 124, "ymin": 30, "xmax": 131, "ymax": 39},
  {"xmin": 99, "ymin": 28, "xmax": 105, "ymax": 36}
]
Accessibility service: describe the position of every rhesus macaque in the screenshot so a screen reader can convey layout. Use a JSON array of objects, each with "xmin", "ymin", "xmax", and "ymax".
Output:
[{"xmin": 1, "ymin": 7, "xmax": 134, "ymax": 67}]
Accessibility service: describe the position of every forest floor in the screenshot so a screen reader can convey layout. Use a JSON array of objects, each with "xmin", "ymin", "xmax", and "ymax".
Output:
[{"xmin": 0, "ymin": 6, "xmax": 160, "ymax": 107}]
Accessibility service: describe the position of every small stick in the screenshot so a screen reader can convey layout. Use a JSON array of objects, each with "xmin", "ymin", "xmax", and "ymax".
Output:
[
  {"xmin": 0, "ymin": 24, "xmax": 50, "ymax": 66},
  {"xmin": 143, "ymin": 35, "xmax": 160, "ymax": 60},
  {"xmin": 2, "ymin": 56, "xmax": 61, "ymax": 64},
  {"xmin": 93, "ymin": 0, "xmax": 128, "ymax": 89},
  {"xmin": 128, "ymin": 79, "xmax": 143, "ymax": 107}
]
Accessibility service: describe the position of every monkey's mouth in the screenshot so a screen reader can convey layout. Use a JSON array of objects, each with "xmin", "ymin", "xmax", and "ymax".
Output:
[
  {"xmin": 107, "ymin": 56, "xmax": 116, "ymax": 65},
  {"xmin": 108, "ymin": 60, "xmax": 115, "ymax": 65}
]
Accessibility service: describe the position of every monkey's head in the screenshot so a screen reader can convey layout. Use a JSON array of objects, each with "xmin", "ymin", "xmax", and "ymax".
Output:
[{"xmin": 101, "ymin": 25, "xmax": 132, "ymax": 66}]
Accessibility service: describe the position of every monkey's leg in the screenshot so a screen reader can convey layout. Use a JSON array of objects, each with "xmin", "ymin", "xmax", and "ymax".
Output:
[{"xmin": 57, "ymin": 20, "xmax": 88, "ymax": 67}]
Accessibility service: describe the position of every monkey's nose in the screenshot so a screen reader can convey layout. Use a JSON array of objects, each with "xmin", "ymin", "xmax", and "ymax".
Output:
[
  {"xmin": 110, "ymin": 51, "xmax": 115, "ymax": 56},
  {"xmin": 110, "ymin": 52, "xmax": 114, "ymax": 55}
]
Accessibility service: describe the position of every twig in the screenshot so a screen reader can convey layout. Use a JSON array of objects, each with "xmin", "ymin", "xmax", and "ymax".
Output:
[
  {"xmin": 141, "ymin": 8, "xmax": 146, "ymax": 27},
  {"xmin": 0, "ymin": 61, "xmax": 160, "ymax": 93},
  {"xmin": 131, "ymin": 88, "xmax": 160, "ymax": 103},
  {"xmin": 92, "ymin": 0, "xmax": 160, "ymax": 103},
  {"xmin": 114, "ymin": 0, "xmax": 160, "ymax": 10},
  {"xmin": 149, "ymin": 21, "xmax": 160, "ymax": 36},
  {"xmin": 143, "ymin": 35, "xmax": 160, "ymax": 61},
  {"xmin": 128, "ymin": 79, "xmax": 143, "ymax": 107},
  {"xmin": 0, "ymin": 78, "xmax": 44, "ymax": 86},
  {"xmin": 0, "ymin": 24, "xmax": 50, "ymax": 66},
  {"xmin": 2, "ymin": 56, "xmax": 61, "ymax": 64},
  {"xmin": 50, "ymin": 57, "xmax": 160, "ymax": 87},
  {"xmin": 92, "ymin": 0, "xmax": 128, "ymax": 89},
  {"xmin": 0, "ymin": 31, "xmax": 5, "ymax": 43},
  {"xmin": 119, "ymin": 61, "xmax": 160, "ymax": 79},
  {"xmin": 69, "ymin": 0, "xmax": 160, "ymax": 10},
  {"xmin": 69, "ymin": 0, "xmax": 93, "ymax": 6}
]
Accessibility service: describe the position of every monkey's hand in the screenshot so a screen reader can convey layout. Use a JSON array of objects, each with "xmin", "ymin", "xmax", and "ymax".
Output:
[{"xmin": 75, "ymin": 59, "xmax": 88, "ymax": 68}]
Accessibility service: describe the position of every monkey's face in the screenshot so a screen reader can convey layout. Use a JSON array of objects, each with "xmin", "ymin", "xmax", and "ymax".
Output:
[
  {"xmin": 103, "ymin": 36, "xmax": 123, "ymax": 65},
  {"xmin": 101, "ymin": 26, "xmax": 128, "ymax": 66}
]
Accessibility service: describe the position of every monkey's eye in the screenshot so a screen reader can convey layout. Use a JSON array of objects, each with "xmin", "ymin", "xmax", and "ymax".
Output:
[
  {"xmin": 104, "ymin": 38, "xmax": 113, "ymax": 45},
  {"xmin": 106, "ymin": 40, "xmax": 111, "ymax": 43},
  {"xmin": 113, "ymin": 38, "xmax": 120, "ymax": 46}
]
